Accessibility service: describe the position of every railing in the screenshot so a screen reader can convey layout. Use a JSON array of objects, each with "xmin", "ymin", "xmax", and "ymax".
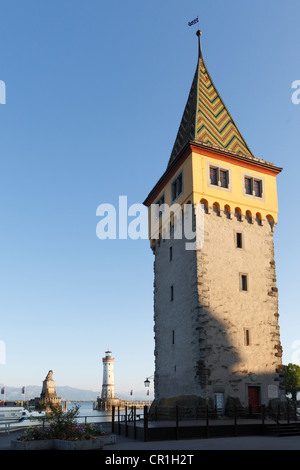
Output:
[
  {"xmin": 111, "ymin": 403, "xmax": 300, "ymax": 442},
  {"xmin": 111, "ymin": 405, "xmax": 146, "ymax": 440},
  {"xmin": 0, "ymin": 412, "xmax": 119, "ymax": 435},
  {"xmin": 267, "ymin": 402, "xmax": 300, "ymax": 424},
  {"xmin": 2, "ymin": 403, "xmax": 299, "ymax": 439}
]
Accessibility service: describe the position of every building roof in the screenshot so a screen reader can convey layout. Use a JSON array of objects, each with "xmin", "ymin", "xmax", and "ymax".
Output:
[
  {"xmin": 167, "ymin": 30, "xmax": 253, "ymax": 169},
  {"xmin": 143, "ymin": 30, "xmax": 282, "ymax": 207}
]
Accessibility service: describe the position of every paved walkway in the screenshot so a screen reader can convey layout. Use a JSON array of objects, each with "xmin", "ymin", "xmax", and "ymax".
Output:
[{"xmin": 1, "ymin": 428, "xmax": 300, "ymax": 451}]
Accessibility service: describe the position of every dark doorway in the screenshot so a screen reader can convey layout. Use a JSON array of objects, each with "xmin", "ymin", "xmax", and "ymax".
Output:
[{"xmin": 248, "ymin": 386, "xmax": 260, "ymax": 413}]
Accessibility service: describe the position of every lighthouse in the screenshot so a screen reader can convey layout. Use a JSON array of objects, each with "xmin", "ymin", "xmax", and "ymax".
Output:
[
  {"xmin": 97, "ymin": 350, "xmax": 121, "ymax": 410},
  {"xmin": 101, "ymin": 350, "xmax": 115, "ymax": 400}
]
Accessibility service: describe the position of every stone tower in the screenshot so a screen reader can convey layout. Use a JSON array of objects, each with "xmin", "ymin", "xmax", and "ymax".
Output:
[{"xmin": 143, "ymin": 31, "xmax": 284, "ymax": 414}]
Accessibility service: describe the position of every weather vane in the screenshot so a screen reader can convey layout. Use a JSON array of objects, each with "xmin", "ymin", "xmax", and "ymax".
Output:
[
  {"xmin": 188, "ymin": 16, "xmax": 199, "ymax": 27},
  {"xmin": 188, "ymin": 16, "xmax": 202, "ymax": 59}
]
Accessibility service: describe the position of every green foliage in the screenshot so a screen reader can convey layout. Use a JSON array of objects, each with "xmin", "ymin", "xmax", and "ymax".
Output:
[
  {"xmin": 18, "ymin": 405, "xmax": 108, "ymax": 441},
  {"xmin": 283, "ymin": 363, "xmax": 300, "ymax": 401},
  {"xmin": 46, "ymin": 404, "xmax": 80, "ymax": 440}
]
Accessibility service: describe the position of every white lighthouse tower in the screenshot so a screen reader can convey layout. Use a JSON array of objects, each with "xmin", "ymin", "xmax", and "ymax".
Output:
[{"xmin": 101, "ymin": 350, "xmax": 115, "ymax": 401}]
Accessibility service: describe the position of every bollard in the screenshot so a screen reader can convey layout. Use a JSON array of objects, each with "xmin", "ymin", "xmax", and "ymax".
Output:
[
  {"xmin": 144, "ymin": 405, "xmax": 148, "ymax": 442},
  {"xmin": 133, "ymin": 406, "xmax": 137, "ymax": 439},
  {"xmin": 206, "ymin": 405, "xmax": 209, "ymax": 438},
  {"xmin": 111, "ymin": 406, "xmax": 115, "ymax": 434}
]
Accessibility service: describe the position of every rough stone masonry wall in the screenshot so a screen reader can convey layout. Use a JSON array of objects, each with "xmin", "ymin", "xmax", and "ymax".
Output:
[
  {"xmin": 152, "ymin": 221, "xmax": 200, "ymax": 400},
  {"xmin": 195, "ymin": 207, "xmax": 284, "ymax": 406},
  {"xmin": 152, "ymin": 206, "xmax": 284, "ymax": 407}
]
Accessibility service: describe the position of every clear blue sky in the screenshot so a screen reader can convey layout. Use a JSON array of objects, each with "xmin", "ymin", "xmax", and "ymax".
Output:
[{"xmin": 0, "ymin": 0, "xmax": 299, "ymax": 400}]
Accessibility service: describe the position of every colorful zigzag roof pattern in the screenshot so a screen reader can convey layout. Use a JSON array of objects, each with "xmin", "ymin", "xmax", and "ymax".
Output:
[{"xmin": 168, "ymin": 36, "xmax": 252, "ymax": 168}]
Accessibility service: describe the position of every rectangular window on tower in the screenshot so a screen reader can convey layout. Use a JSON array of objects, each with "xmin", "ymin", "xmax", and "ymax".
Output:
[
  {"xmin": 155, "ymin": 193, "xmax": 165, "ymax": 219},
  {"xmin": 170, "ymin": 285, "xmax": 174, "ymax": 301},
  {"xmin": 253, "ymin": 179, "xmax": 262, "ymax": 197},
  {"xmin": 210, "ymin": 167, "xmax": 218, "ymax": 185},
  {"xmin": 208, "ymin": 163, "xmax": 231, "ymax": 190},
  {"xmin": 245, "ymin": 177, "xmax": 252, "ymax": 195},
  {"xmin": 243, "ymin": 175, "xmax": 264, "ymax": 199},
  {"xmin": 240, "ymin": 274, "xmax": 248, "ymax": 291},
  {"xmin": 236, "ymin": 232, "xmax": 243, "ymax": 248},
  {"xmin": 171, "ymin": 172, "xmax": 183, "ymax": 202},
  {"xmin": 220, "ymin": 169, "xmax": 229, "ymax": 188},
  {"xmin": 244, "ymin": 329, "xmax": 251, "ymax": 346}
]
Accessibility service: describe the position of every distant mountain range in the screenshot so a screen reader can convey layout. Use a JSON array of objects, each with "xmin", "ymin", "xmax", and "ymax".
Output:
[
  {"xmin": 0, "ymin": 385, "xmax": 151, "ymax": 402},
  {"xmin": 0, "ymin": 385, "xmax": 99, "ymax": 402}
]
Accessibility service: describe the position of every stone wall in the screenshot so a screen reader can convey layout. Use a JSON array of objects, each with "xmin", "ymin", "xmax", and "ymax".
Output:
[
  {"xmin": 196, "ymin": 208, "xmax": 283, "ymax": 405},
  {"xmin": 153, "ymin": 220, "xmax": 199, "ymax": 399},
  {"xmin": 152, "ymin": 205, "xmax": 284, "ymax": 409}
]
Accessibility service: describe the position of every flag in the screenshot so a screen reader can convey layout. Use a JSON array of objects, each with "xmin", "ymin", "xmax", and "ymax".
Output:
[
  {"xmin": 188, "ymin": 17, "xmax": 199, "ymax": 26},
  {"xmin": 22, "ymin": 386, "xmax": 25, "ymax": 394},
  {"xmin": 1, "ymin": 387, "xmax": 5, "ymax": 394}
]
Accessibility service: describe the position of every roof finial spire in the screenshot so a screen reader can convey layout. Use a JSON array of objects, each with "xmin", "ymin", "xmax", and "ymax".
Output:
[{"xmin": 196, "ymin": 30, "xmax": 202, "ymax": 59}]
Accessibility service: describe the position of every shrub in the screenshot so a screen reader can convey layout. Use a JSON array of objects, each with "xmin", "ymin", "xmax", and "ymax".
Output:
[{"xmin": 18, "ymin": 405, "xmax": 106, "ymax": 441}]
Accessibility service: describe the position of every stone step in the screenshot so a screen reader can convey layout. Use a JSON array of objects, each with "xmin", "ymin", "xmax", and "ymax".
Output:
[{"xmin": 265, "ymin": 423, "xmax": 300, "ymax": 436}]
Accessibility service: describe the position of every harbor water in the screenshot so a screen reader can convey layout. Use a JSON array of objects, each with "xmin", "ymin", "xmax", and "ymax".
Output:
[
  {"xmin": 0, "ymin": 401, "xmax": 124, "ymax": 432},
  {"xmin": 66, "ymin": 401, "xmax": 126, "ymax": 423}
]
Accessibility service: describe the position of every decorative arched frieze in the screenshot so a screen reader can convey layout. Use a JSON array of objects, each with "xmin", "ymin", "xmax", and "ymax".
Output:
[
  {"xmin": 224, "ymin": 204, "xmax": 233, "ymax": 219},
  {"xmin": 245, "ymin": 210, "xmax": 254, "ymax": 224},
  {"xmin": 200, "ymin": 198, "xmax": 209, "ymax": 214},
  {"xmin": 266, "ymin": 214, "xmax": 275, "ymax": 232},
  {"xmin": 255, "ymin": 212, "xmax": 263, "ymax": 226},
  {"xmin": 213, "ymin": 202, "xmax": 221, "ymax": 216},
  {"xmin": 234, "ymin": 207, "xmax": 243, "ymax": 222}
]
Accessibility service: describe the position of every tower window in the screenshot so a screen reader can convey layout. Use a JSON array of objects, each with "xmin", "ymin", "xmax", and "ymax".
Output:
[
  {"xmin": 240, "ymin": 274, "xmax": 248, "ymax": 291},
  {"xmin": 253, "ymin": 179, "xmax": 262, "ymax": 198},
  {"xmin": 171, "ymin": 172, "xmax": 183, "ymax": 202},
  {"xmin": 170, "ymin": 285, "xmax": 174, "ymax": 301},
  {"xmin": 169, "ymin": 246, "xmax": 173, "ymax": 261},
  {"xmin": 209, "ymin": 165, "xmax": 229, "ymax": 189},
  {"xmin": 172, "ymin": 330, "xmax": 175, "ymax": 344},
  {"xmin": 244, "ymin": 329, "xmax": 251, "ymax": 346},
  {"xmin": 236, "ymin": 232, "xmax": 243, "ymax": 248},
  {"xmin": 244, "ymin": 176, "xmax": 263, "ymax": 198},
  {"xmin": 210, "ymin": 167, "xmax": 218, "ymax": 185},
  {"xmin": 245, "ymin": 177, "xmax": 252, "ymax": 195},
  {"xmin": 155, "ymin": 193, "xmax": 165, "ymax": 219},
  {"xmin": 220, "ymin": 170, "xmax": 229, "ymax": 188}
]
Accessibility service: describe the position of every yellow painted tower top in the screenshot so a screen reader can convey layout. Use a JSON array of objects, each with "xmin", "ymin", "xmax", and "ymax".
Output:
[{"xmin": 144, "ymin": 31, "xmax": 282, "ymax": 240}]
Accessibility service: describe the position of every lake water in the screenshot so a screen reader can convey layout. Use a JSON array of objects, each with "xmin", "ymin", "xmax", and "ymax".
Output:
[
  {"xmin": 1, "ymin": 401, "xmax": 120, "ymax": 431},
  {"xmin": 66, "ymin": 401, "xmax": 121, "ymax": 424}
]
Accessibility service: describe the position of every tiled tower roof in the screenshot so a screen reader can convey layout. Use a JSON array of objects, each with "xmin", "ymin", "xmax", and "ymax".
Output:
[{"xmin": 168, "ymin": 30, "xmax": 253, "ymax": 168}]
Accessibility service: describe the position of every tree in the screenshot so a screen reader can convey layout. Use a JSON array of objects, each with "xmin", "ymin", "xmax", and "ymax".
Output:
[{"xmin": 283, "ymin": 363, "xmax": 300, "ymax": 401}]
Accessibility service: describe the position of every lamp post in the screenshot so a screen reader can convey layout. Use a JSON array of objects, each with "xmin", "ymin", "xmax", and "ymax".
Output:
[{"xmin": 144, "ymin": 375, "xmax": 154, "ymax": 396}]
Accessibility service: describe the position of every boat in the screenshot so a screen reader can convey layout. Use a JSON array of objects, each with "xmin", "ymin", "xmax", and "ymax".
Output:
[{"xmin": 0, "ymin": 407, "xmax": 46, "ymax": 422}]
